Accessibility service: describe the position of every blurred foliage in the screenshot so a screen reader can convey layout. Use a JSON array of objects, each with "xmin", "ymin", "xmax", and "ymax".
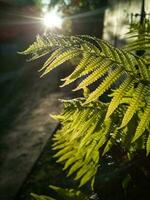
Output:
[
  {"xmin": 14, "ymin": 0, "xmax": 36, "ymax": 6},
  {"xmin": 51, "ymin": 0, "xmax": 107, "ymax": 15},
  {"xmin": 35, "ymin": 0, "xmax": 107, "ymax": 14},
  {"xmin": 31, "ymin": 185, "xmax": 102, "ymax": 200}
]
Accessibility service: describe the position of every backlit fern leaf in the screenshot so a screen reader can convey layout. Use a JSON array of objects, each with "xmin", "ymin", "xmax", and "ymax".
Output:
[
  {"xmin": 41, "ymin": 48, "xmax": 82, "ymax": 76},
  {"xmin": 95, "ymin": 119, "xmax": 112, "ymax": 150},
  {"xmin": 125, "ymin": 33, "xmax": 150, "ymax": 52},
  {"xmin": 31, "ymin": 193, "xmax": 55, "ymax": 200},
  {"xmin": 132, "ymin": 96, "xmax": 150, "ymax": 143},
  {"xmin": 135, "ymin": 57, "xmax": 150, "ymax": 80},
  {"xmin": 120, "ymin": 83, "xmax": 146, "ymax": 128},
  {"xmin": 50, "ymin": 99, "xmax": 109, "ymax": 187},
  {"xmin": 85, "ymin": 67, "xmax": 124, "ymax": 104},
  {"xmin": 40, "ymin": 47, "xmax": 66, "ymax": 71},
  {"xmin": 61, "ymin": 53, "xmax": 92, "ymax": 86},
  {"xmin": 22, "ymin": 31, "xmax": 150, "ymax": 189},
  {"xmin": 73, "ymin": 35, "xmax": 102, "ymax": 55},
  {"xmin": 146, "ymin": 134, "xmax": 150, "ymax": 156},
  {"xmin": 79, "ymin": 57, "xmax": 105, "ymax": 77},
  {"xmin": 74, "ymin": 59, "xmax": 112, "ymax": 91},
  {"xmin": 105, "ymin": 76, "xmax": 133, "ymax": 120},
  {"xmin": 102, "ymin": 128, "xmax": 118, "ymax": 156},
  {"xmin": 79, "ymin": 165, "xmax": 98, "ymax": 187},
  {"xmin": 21, "ymin": 35, "xmax": 50, "ymax": 59}
]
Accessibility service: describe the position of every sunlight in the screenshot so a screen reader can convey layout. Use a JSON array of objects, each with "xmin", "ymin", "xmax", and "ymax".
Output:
[{"xmin": 43, "ymin": 9, "xmax": 63, "ymax": 29}]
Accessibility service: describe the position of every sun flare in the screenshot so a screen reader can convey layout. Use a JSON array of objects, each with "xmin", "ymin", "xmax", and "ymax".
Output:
[{"xmin": 43, "ymin": 9, "xmax": 63, "ymax": 29}]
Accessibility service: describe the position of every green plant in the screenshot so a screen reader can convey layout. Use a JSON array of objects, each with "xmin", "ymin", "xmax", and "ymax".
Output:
[
  {"xmin": 31, "ymin": 185, "xmax": 89, "ymax": 200},
  {"xmin": 21, "ymin": 8, "xmax": 150, "ymax": 199}
]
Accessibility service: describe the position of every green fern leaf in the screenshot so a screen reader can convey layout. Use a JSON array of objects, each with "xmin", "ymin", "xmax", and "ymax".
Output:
[
  {"xmin": 120, "ymin": 84, "xmax": 146, "ymax": 128},
  {"xmin": 135, "ymin": 57, "xmax": 150, "ymax": 80},
  {"xmin": 132, "ymin": 97, "xmax": 150, "ymax": 142},
  {"xmin": 21, "ymin": 35, "xmax": 48, "ymax": 54},
  {"xmin": 70, "ymin": 112, "xmax": 98, "ymax": 141},
  {"xmin": 49, "ymin": 185, "xmax": 89, "ymax": 200},
  {"xmin": 79, "ymin": 166, "xmax": 97, "ymax": 187},
  {"xmin": 70, "ymin": 108, "xmax": 91, "ymax": 136},
  {"xmin": 96, "ymin": 40, "xmax": 137, "ymax": 75},
  {"xmin": 85, "ymin": 141, "xmax": 97, "ymax": 161},
  {"xmin": 76, "ymin": 35, "xmax": 101, "ymax": 55},
  {"xmin": 63, "ymin": 156, "xmax": 79, "ymax": 170},
  {"xmin": 125, "ymin": 37, "xmax": 150, "ymax": 52},
  {"xmin": 22, "ymin": 32, "xmax": 150, "ymax": 189},
  {"xmin": 95, "ymin": 119, "xmax": 112, "ymax": 149},
  {"xmin": 75, "ymin": 164, "xmax": 91, "ymax": 181},
  {"xmin": 53, "ymin": 145, "xmax": 73, "ymax": 158},
  {"xmin": 31, "ymin": 193, "xmax": 55, "ymax": 200},
  {"xmin": 52, "ymin": 142, "xmax": 68, "ymax": 150},
  {"xmin": 78, "ymin": 57, "xmax": 106, "ymax": 78},
  {"xmin": 102, "ymin": 128, "xmax": 118, "ymax": 156},
  {"xmin": 74, "ymin": 59, "xmax": 112, "ymax": 91},
  {"xmin": 105, "ymin": 76, "xmax": 133, "ymax": 120},
  {"xmin": 78, "ymin": 119, "xmax": 101, "ymax": 149},
  {"xmin": 40, "ymin": 47, "xmax": 65, "ymax": 71},
  {"xmin": 85, "ymin": 67, "xmax": 123, "ymax": 104},
  {"xmin": 41, "ymin": 48, "xmax": 82, "ymax": 77},
  {"xmin": 92, "ymin": 150, "xmax": 99, "ymax": 163},
  {"xmin": 114, "ymin": 48, "xmax": 137, "ymax": 74},
  {"xmin": 67, "ymin": 160, "xmax": 83, "ymax": 177},
  {"xmin": 61, "ymin": 53, "xmax": 91, "ymax": 86},
  {"xmin": 146, "ymin": 134, "xmax": 150, "ymax": 156},
  {"xmin": 56, "ymin": 150, "xmax": 75, "ymax": 163}
]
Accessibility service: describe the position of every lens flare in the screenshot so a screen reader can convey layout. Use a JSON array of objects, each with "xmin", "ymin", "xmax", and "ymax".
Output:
[{"xmin": 43, "ymin": 9, "xmax": 63, "ymax": 29}]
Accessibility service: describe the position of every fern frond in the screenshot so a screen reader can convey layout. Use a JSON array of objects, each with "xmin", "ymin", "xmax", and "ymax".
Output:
[
  {"xmin": 61, "ymin": 53, "xmax": 92, "ymax": 86},
  {"xmin": 94, "ymin": 39, "xmax": 138, "ymax": 75},
  {"xmin": 56, "ymin": 150, "xmax": 76, "ymax": 163},
  {"xmin": 50, "ymin": 99, "xmax": 108, "ymax": 187},
  {"xmin": 95, "ymin": 119, "xmax": 112, "ymax": 150},
  {"xmin": 70, "ymin": 109, "xmax": 93, "ymax": 141},
  {"xmin": 63, "ymin": 156, "xmax": 79, "ymax": 170},
  {"xmin": 62, "ymin": 56, "xmax": 106, "ymax": 87},
  {"xmin": 78, "ymin": 121, "xmax": 101, "ymax": 149},
  {"xmin": 74, "ymin": 59, "xmax": 112, "ymax": 91},
  {"xmin": 135, "ymin": 57, "xmax": 150, "ymax": 80},
  {"xmin": 67, "ymin": 159, "xmax": 84, "ymax": 177},
  {"xmin": 41, "ymin": 48, "xmax": 82, "ymax": 76},
  {"xmin": 49, "ymin": 185, "xmax": 89, "ymax": 200},
  {"xmin": 53, "ymin": 145, "xmax": 73, "ymax": 158},
  {"xmin": 120, "ymin": 84, "xmax": 146, "ymax": 128},
  {"xmin": 85, "ymin": 67, "xmax": 124, "ymax": 104},
  {"xmin": 31, "ymin": 193, "xmax": 55, "ymax": 200},
  {"xmin": 74, "ymin": 35, "xmax": 102, "ymax": 55},
  {"xmin": 20, "ymin": 35, "xmax": 50, "ymax": 58},
  {"xmin": 125, "ymin": 34, "xmax": 150, "ymax": 52},
  {"xmin": 105, "ymin": 76, "xmax": 133, "ymax": 120},
  {"xmin": 74, "ymin": 163, "xmax": 92, "ymax": 181},
  {"xmin": 22, "ymin": 33, "xmax": 150, "ymax": 189},
  {"xmin": 102, "ymin": 128, "xmax": 118, "ymax": 156},
  {"xmin": 71, "ymin": 116, "xmax": 97, "ymax": 141},
  {"xmin": 132, "ymin": 96, "xmax": 150, "ymax": 142},
  {"xmin": 146, "ymin": 134, "xmax": 150, "ymax": 156},
  {"xmin": 40, "ymin": 47, "xmax": 66, "ymax": 71},
  {"xmin": 79, "ymin": 165, "xmax": 97, "ymax": 187}
]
